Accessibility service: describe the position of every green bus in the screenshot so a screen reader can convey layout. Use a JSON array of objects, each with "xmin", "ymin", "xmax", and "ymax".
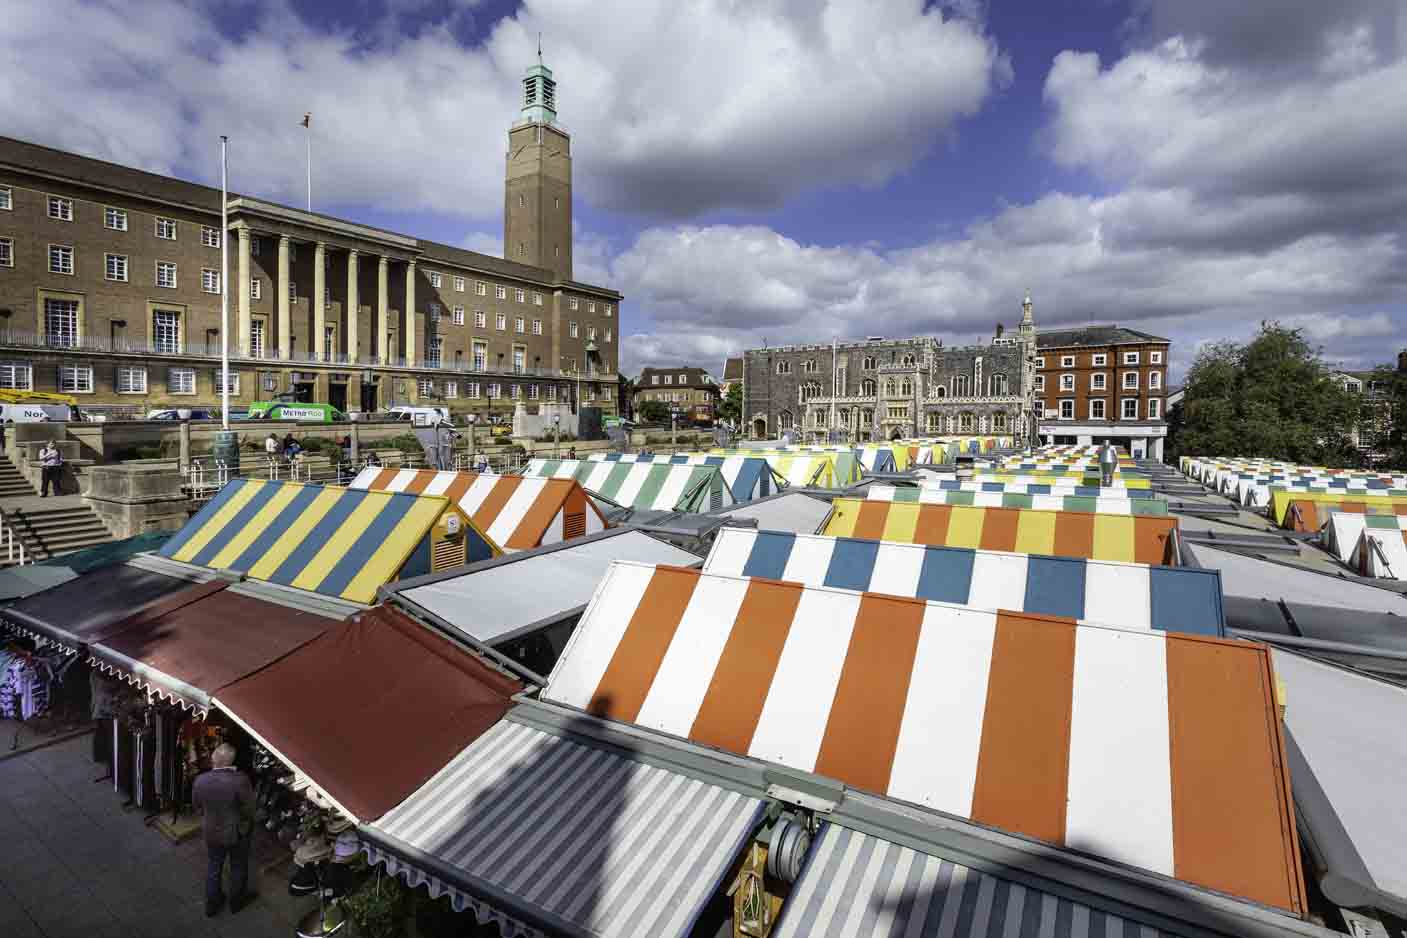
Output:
[{"xmin": 247, "ymin": 401, "xmax": 347, "ymax": 423}]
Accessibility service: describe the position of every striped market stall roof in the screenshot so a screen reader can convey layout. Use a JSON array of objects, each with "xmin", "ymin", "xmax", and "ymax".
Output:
[
  {"xmin": 865, "ymin": 485, "xmax": 1169, "ymax": 516},
  {"xmin": 902, "ymin": 479, "xmax": 1161, "ymax": 499},
  {"xmin": 364, "ymin": 718, "xmax": 764, "ymax": 938},
  {"xmin": 522, "ymin": 459, "xmax": 733, "ymax": 513},
  {"xmin": 971, "ymin": 471, "xmax": 1153, "ymax": 490},
  {"xmin": 349, "ymin": 468, "xmax": 607, "ymax": 550},
  {"xmin": 772, "ymin": 824, "xmax": 1182, "ymax": 938},
  {"xmin": 711, "ymin": 449, "xmax": 861, "ymax": 487},
  {"xmin": 1270, "ymin": 489, "xmax": 1407, "ymax": 527},
  {"xmin": 545, "ymin": 563, "xmax": 1305, "ymax": 913},
  {"xmin": 584, "ymin": 453, "xmax": 779, "ymax": 502},
  {"xmin": 1321, "ymin": 512, "xmax": 1407, "ymax": 567},
  {"xmin": 1239, "ymin": 477, "xmax": 1407, "ymax": 509},
  {"xmin": 923, "ymin": 472, "xmax": 1144, "ymax": 491},
  {"xmin": 1282, "ymin": 497, "xmax": 1407, "ymax": 533},
  {"xmin": 702, "ymin": 528, "xmax": 1223, "ymax": 635},
  {"xmin": 158, "ymin": 479, "xmax": 495, "ymax": 603},
  {"xmin": 822, "ymin": 498, "xmax": 1180, "ymax": 565}
]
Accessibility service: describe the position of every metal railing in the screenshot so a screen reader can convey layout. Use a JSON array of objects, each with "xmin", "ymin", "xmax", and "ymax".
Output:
[{"xmin": 2, "ymin": 511, "xmax": 28, "ymax": 565}]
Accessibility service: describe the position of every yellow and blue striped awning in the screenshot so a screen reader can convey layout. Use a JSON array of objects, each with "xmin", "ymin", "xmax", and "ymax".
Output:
[{"xmin": 159, "ymin": 479, "xmax": 454, "ymax": 604}]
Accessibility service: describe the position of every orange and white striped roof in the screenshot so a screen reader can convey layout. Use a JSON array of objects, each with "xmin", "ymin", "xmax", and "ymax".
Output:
[
  {"xmin": 545, "ymin": 562, "xmax": 1306, "ymax": 913},
  {"xmin": 349, "ymin": 468, "xmax": 607, "ymax": 550}
]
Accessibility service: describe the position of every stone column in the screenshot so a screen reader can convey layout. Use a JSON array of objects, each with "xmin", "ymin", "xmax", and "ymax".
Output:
[
  {"xmin": 346, "ymin": 250, "xmax": 359, "ymax": 363},
  {"xmin": 277, "ymin": 235, "xmax": 292, "ymax": 360},
  {"xmin": 313, "ymin": 241, "xmax": 326, "ymax": 362},
  {"xmin": 237, "ymin": 229, "xmax": 252, "ymax": 356},
  {"xmin": 404, "ymin": 259, "xmax": 417, "ymax": 368},
  {"xmin": 377, "ymin": 256, "xmax": 389, "ymax": 364}
]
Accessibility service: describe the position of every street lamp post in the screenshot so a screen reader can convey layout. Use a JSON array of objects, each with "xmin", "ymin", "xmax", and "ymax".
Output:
[
  {"xmin": 466, "ymin": 413, "xmax": 478, "ymax": 470},
  {"xmin": 553, "ymin": 413, "xmax": 561, "ymax": 459},
  {"xmin": 670, "ymin": 406, "xmax": 680, "ymax": 453}
]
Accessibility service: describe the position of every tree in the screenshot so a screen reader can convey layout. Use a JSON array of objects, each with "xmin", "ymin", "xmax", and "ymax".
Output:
[
  {"xmin": 717, "ymin": 383, "xmax": 742, "ymax": 424},
  {"xmin": 1171, "ymin": 323, "xmax": 1361, "ymax": 465},
  {"xmin": 638, "ymin": 400, "xmax": 670, "ymax": 424}
]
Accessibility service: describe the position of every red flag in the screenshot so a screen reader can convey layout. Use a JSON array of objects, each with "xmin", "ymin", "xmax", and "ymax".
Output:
[{"xmin": 301, "ymin": 113, "xmax": 311, "ymax": 128}]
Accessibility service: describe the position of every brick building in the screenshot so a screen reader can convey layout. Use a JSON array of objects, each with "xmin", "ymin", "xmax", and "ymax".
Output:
[
  {"xmin": 741, "ymin": 296, "xmax": 1039, "ymax": 442},
  {"xmin": 1034, "ymin": 325, "xmax": 1170, "ymax": 459},
  {"xmin": 0, "ymin": 55, "xmax": 620, "ymax": 420},
  {"xmin": 633, "ymin": 366, "xmax": 720, "ymax": 425}
]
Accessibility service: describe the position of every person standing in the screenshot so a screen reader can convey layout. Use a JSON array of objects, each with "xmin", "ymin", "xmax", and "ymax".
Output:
[
  {"xmin": 192, "ymin": 743, "xmax": 257, "ymax": 917},
  {"xmin": 264, "ymin": 433, "xmax": 278, "ymax": 458},
  {"xmin": 1099, "ymin": 440, "xmax": 1118, "ymax": 488},
  {"xmin": 38, "ymin": 440, "xmax": 62, "ymax": 497}
]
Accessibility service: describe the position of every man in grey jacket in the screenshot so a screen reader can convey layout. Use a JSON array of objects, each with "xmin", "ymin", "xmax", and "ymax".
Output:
[{"xmin": 192, "ymin": 743, "xmax": 256, "ymax": 917}]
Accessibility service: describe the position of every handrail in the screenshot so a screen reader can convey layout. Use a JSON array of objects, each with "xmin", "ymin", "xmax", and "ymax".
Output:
[{"xmin": 1, "ymin": 509, "xmax": 28, "ymax": 566}]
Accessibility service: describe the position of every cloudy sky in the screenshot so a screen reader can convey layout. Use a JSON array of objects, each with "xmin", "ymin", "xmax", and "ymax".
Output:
[{"xmin": 6, "ymin": 0, "xmax": 1403, "ymax": 380}]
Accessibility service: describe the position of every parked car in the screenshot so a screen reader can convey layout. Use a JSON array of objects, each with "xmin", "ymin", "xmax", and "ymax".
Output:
[
  {"xmin": 0, "ymin": 390, "xmax": 77, "ymax": 423},
  {"xmin": 145, "ymin": 408, "xmax": 215, "ymax": 421},
  {"xmin": 387, "ymin": 405, "xmax": 452, "ymax": 426}
]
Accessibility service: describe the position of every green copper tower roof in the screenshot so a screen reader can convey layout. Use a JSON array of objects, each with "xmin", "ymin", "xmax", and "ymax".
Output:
[{"xmin": 520, "ymin": 53, "xmax": 557, "ymax": 125}]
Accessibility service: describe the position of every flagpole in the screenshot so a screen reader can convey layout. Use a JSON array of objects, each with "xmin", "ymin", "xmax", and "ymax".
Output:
[
  {"xmin": 304, "ymin": 113, "xmax": 312, "ymax": 212},
  {"xmin": 220, "ymin": 136, "xmax": 230, "ymax": 431}
]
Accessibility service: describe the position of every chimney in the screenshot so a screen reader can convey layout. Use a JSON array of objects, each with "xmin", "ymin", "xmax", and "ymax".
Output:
[{"xmin": 1398, "ymin": 349, "xmax": 1407, "ymax": 373}]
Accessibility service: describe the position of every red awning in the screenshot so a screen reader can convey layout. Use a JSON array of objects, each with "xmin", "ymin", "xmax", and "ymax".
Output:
[{"xmin": 214, "ymin": 604, "xmax": 522, "ymax": 821}]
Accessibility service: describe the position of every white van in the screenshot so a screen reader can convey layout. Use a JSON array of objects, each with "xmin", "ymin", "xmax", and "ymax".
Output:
[
  {"xmin": 0, "ymin": 403, "xmax": 71, "ymax": 423},
  {"xmin": 387, "ymin": 405, "xmax": 452, "ymax": 427}
]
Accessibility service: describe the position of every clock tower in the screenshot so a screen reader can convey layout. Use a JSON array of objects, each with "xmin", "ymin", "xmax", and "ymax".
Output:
[{"xmin": 504, "ymin": 50, "xmax": 573, "ymax": 281}]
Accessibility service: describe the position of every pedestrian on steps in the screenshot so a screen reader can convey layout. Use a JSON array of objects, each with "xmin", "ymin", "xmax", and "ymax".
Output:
[{"xmin": 39, "ymin": 440, "xmax": 62, "ymax": 497}]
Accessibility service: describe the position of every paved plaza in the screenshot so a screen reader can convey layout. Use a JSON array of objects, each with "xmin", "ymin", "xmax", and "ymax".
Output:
[{"xmin": 0, "ymin": 734, "xmax": 309, "ymax": 938}]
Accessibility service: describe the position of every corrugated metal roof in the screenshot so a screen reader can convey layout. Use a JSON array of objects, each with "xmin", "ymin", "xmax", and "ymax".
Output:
[
  {"xmin": 585, "ymin": 454, "xmax": 777, "ymax": 502},
  {"xmin": 702, "ymin": 529, "xmax": 1223, "ymax": 635},
  {"xmin": 366, "ymin": 719, "xmax": 764, "ymax": 938},
  {"xmin": 350, "ymin": 468, "xmax": 606, "ymax": 550},
  {"xmin": 523, "ymin": 459, "xmax": 733, "ymax": 513},
  {"xmin": 710, "ymin": 491, "xmax": 834, "ymax": 534},
  {"xmin": 823, "ymin": 499, "xmax": 1180, "ymax": 565},
  {"xmin": 774, "ymin": 824, "xmax": 1184, "ymax": 938},
  {"xmin": 544, "ymin": 562, "xmax": 1305, "ymax": 912},
  {"xmin": 158, "ymin": 479, "xmax": 492, "ymax": 603},
  {"xmin": 394, "ymin": 529, "xmax": 701, "ymax": 646},
  {"xmin": 1185, "ymin": 542, "xmax": 1407, "ymax": 616},
  {"xmin": 866, "ymin": 485, "xmax": 1168, "ymax": 515}
]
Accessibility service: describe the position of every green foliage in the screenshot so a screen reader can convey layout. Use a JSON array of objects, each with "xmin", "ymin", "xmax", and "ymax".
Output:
[
  {"xmin": 341, "ymin": 874, "xmax": 408, "ymax": 938},
  {"xmin": 1171, "ymin": 323, "xmax": 1362, "ymax": 466},
  {"xmin": 638, "ymin": 400, "xmax": 670, "ymax": 424},
  {"xmin": 718, "ymin": 383, "xmax": 742, "ymax": 423}
]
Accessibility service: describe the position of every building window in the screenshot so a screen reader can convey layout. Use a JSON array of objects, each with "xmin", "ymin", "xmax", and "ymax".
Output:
[
  {"xmin": 495, "ymin": 285, "xmax": 507, "ymax": 300},
  {"xmin": 474, "ymin": 310, "xmax": 486, "ymax": 328},
  {"xmin": 568, "ymin": 297, "xmax": 579, "ymax": 311},
  {"xmin": 0, "ymin": 362, "xmax": 33, "ymax": 390},
  {"xmin": 435, "ymin": 380, "xmax": 453, "ymax": 399},
  {"xmin": 427, "ymin": 336, "xmax": 442, "ymax": 368},
  {"xmin": 1033, "ymin": 374, "xmax": 1044, "ymax": 391},
  {"xmin": 1060, "ymin": 355, "xmax": 1075, "ymax": 368},
  {"xmin": 1148, "ymin": 398, "xmax": 1162, "ymax": 419},
  {"xmin": 512, "ymin": 289, "xmax": 523, "ymax": 303},
  {"xmin": 1090, "ymin": 373, "xmax": 1106, "ymax": 391},
  {"xmin": 105, "ymin": 254, "xmax": 128, "ymax": 282},
  {"xmin": 533, "ymin": 292, "xmax": 543, "ymax": 306},
  {"xmin": 528, "ymin": 384, "xmax": 540, "ymax": 400},
  {"xmin": 324, "ymin": 326, "xmax": 336, "ymax": 360},
  {"xmin": 953, "ymin": 374, "xmax": 971, "ymax": 396},
  {"xmin": 803, "ymin": 359, "xmax": 817, "ymax": 373},
  {"xmin": 0, "ymin": 187, "xmax": 10, "ymax": 210},
  {"xmin": 1122, "ymin": 398, "xmax": 1138, "ymax": 420},
  {"xmin": 250, "ymin": 237, "xmax": 260, "ymax": 257},
  {"xmin": 510, "ymin": 384, "xmax": 522, "ymax": 399},
  {"xmin": 475, "ymin": 281, "xmax": 487, "ymax": 296},
  {"xmin": 1092, "ymin": 353, "xmax": 1107, "ymax": 367},
  {"xmin": 466, "ymin": 382, "xmax": 480, "ymax": 399},
  {"xmin": 778, "ymin": 409, "xmax": 794, "ymax": 430},
  {"xmin": 776, "ymin": 360, "xmax": 791, "ymax": 375},
  {"xmin": 288, "ymin": 281, "xmax": 297, "ymax": 302},
  {"xmin": 588, "ymin": 301, "xmax": 596, "ymax": 313},
  {"xmin": 0, "ymin": 238, "xmax": 10, "ymax": 267},
  {"xmin": 251, "ymin": 278, "xmax": 262, "ymax": 300},
  {"xmin": 452, "ymin": 306, "xmax": 465, "ymax": 325},
  {"xmin": 1059, "ymin": 399, "xmax": 1074, "ymax": 420},
  {"xmin": 453, "ymin": 276, "xmax": 465, "ymax": 292},
  {"xmin": 515, "ymin": 317, "xmax": 525, "ymax": 333},
  {"xmin": 418, "ymin": 378, "xmax": 435, "ymax": 396},
  {"xmin": 1123, "ymin": 372, "xmax": 1139, "ymax": 390},
  {"xmin": 605, "ymin": 329, "xmax": 612, "ymax": 343},
  {"xmin": 532, "ymin": 319, "xmax": 542, "ymax": 335},
  {"xmin": 488, "ymin": 383, "xmax": 501, "ymax": 399},
  {"xmin": 201, "ymin": 226, "xmax": 221, "ymax": 248},
  {"xmin": 215, "ymin": 371, "xmax": 240, "ymax": 395},
  {"xmin": 987, "ymin": 374, "xmax": 1007, "ymax": 395},
  {"xmin": 1059, "ymin": 373, "xmax": 1074, "ymax": 391},
  {"xmin": 993, "ymin": 412, "xmax": 1008, "ymax": 432},
  {"xmin": 959, "ymin": 412, "xmax": 975, "ymax": 432},
  {"xmin": 1090, "ymin": 399, "xmax": 1106, "ymax": 420},
  {"xmin": 202, "ymin": 269, "xmax": 220, "ymax": 294},
  {"xmin": 1034, "ymin": 401, "xmax": 1045, "ymax": 419},
  {"xmin": 665, "ymin": 375, "xmax": 674, "ymax": 385},
  {"xmin": 588, "ymin": 326, "xmax": 597, "ymax": 341},
  {"xmin": 250, "ymin": 320, "xmax": 266, "ymax": 359},
  {"xmin": 495, "ymin": 313, "xmax": 506, "ymax": 331},
  {"xmin": 59, "ymin": 364, "xmax": 93, "ymax": 393},
  {"xmin": 323, "ymin": 286, "xmax": 331, "ymax": 309},
  {"xmin": 1124, "ymin": 351, "xmax": 1140, "ymax": 365},
  {"xmin": 169, "ymin": 367, "xmax": 195, "ymax": 394},
  {"xmin": 156, "ymin": 261, "xmax": 177, "ymax": 288},
  {"xmin": 261, "ymin": 373, "xmax": 278, "ymax": 392},
  {"xmin": 116, "ymin": 365, "xmax": 147, "ymax": 394},
  {"xmin": 472, "ymin": 341, "xmax": 487, "ymax": 370},
  {"xmin": 429, "ymin": 303, "xmax": 441, "ymax": 322},
  {"xmin": 512, "ymin": 347, "xmax": 526, "ymax": 373},
  {"xmin": 1149, "ymin": 371, "xmax": 1162, "ymax": 389},
  {"xmin": 569, "ymin": 321, "xmax": 578, "ymax": 338},
  {"xmin": 153, "ymin": 310, "xmax": 181, "ymax": 354},
  {"xmin": 901, "ymin": 378, "xmax": 913, "ymax": 395},
  {"xmin": 934, "ymin": 384, "xmax": 946, "ymax": 398},
  {"xmin": 1150, "ymin": 351, "xmax": 1163, "ymax": 364},
  {"xmin": 1034, "ymin": 357, "xmax": 1045, "ymax": 368},
  {"xmin": 49, "ymin": 245, "xmax": 74, "ymax": 275},
  {"xmin": 104, "ymin": 207, "xmax": 127, "ymax": 231},
  {"xmin": 861, "ymin": 378, "xmax": 876, "ymax": 396},
  {"xmin": 429, "ymin": 271, "xmax": 442, "ymax": 288},
  {"xmin": 48, "ymin": 196, "xmax": 73, "ymax": 221},
  {"xmin": 155, "ymin": 217, "xmax": 177, "ymax": 240},
  {"xmin": 44, "ymin": 299, "xmax": 78, "ymax": 349},
  {"xmin": 604, "ymin": 304, "xmax": 613, "ymax": 318}
]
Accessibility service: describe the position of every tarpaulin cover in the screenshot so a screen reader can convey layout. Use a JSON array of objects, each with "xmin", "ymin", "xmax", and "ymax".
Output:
[
  {"xmin": 703, "ymin": 528, "xmax": 1223, "ymax": 635},
  {"xmin": 88, "ymin": 581, "xmax": 333, "ymax": 712},
  {"xmin": 865, "ymin": 485, "xmax": 1168, "ymax": 516},
  {"xmin": 215, "ymin": 604, "xmax": 522, "ymax": 821},
  {"xmin": 1284, "ymin": 496, "xmax": 1407, "ymax": 533},
  {"xmin": 546, "ymin": 562, "xmax": 1306, "ymax": 913},
  {"xmin": 350, "ymin": 468, "xmax": 603, "ymax": 550},
  {"xmin": 1271, "ymin": 489, "xmax": 1407, "ymax": 527},
  {"xmin": 1322, "ymin": 512, "xmax": 1407, "ymax": 566},
  {"xmin": 823, "ymin": 498, "xmax": 1180, "ymax": 565},
  {"xmin": 159, "ymin": 479, "xmax": 467, "ymax": 603},
  {"xmin": 522, "ymin": 459, "xmax": 732, "ymax": 513},
  {"xmin": 585, "ymin": 453, "xmax": 778, "ymax": 503},
  {"xmin": 1, "ymin": 562, "xmax": 203, "ymax": 648}
]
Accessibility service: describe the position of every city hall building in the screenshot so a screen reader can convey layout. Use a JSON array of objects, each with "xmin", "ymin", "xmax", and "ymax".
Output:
[
  {"xmin": 742, "ymin": 296, "xmax": 1040, "ymax": 443},
  {"xmin": 0, "ymin": 56, "xmax": 620, "ymax": 419}
]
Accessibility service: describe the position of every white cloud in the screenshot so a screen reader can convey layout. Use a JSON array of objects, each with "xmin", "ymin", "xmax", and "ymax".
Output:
[
  {"xmin": 1277, "ymin": 311, "xmax": 1397, "ymax": 342},
  {"xmin": 0, "ymin": 0, "xmax": 1008, "ymax": 222}
]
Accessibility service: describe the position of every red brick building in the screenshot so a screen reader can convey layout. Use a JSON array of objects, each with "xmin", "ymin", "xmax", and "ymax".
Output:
[{"xmin": 1035, "ymin": 326, "xmax": 1170, "ymax": 459}]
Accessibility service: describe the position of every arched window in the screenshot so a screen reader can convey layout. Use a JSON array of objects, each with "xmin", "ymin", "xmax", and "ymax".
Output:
[
  {"xmin": 993, "ymin": 412, "xmax": 1008, "ymax": 431},
  {"xmin": 837, "ymin": 408, "xmax": 850, "ymax": 425},
  {"xmin": 953, "ymin": 374, "xmax": 970, "ymax": 396},
  {"xmin": 799, "ymin": 381, "xmax": 821, "ymax": 401},
  {"xmin": 988, "ymin": 374, "xmax": 1007, "ymax": 396},
  {"xmin": 900, "ymin": 379, "xmax": 913, "ymax": 396},
  {"xmin": 934, "ymin": 384, "xmax": 947, "ymax": 398},
  {"xmin": 778, "ymin": 409, "xmax": 794, "ymax": 430},
  {"xmin": 776, "ymin": 360, "xmax": 791, "ymax": 375},
  {"xmin": 902, "ymin": 354, "xmax": 916, "ymax": 367},
  {"xmin": 959, "ymin": 412, "xmax": 975, "ymax": 432},
  {"xmin": 926, "ymin": 412, "xmax": 942, "ymax": 431},
  {"xmin": 862, "ymin": 356, "xmax": 876, "ymax": 370},
  {"xmin": 861, "ymin": 408, "xmax": 874, "ymax": 424},
  {"xmin": 884, "ymin": 379, "xmax": 895, "ymax": 396},
  {"xmin": 803, "ymin": 359, "xmax": 817, "ymax": 374},
  {"xmin": 813, "ymin": 410, "xmax": 826, "ymax": 427},
  {"xmin": 861, "ymin": 378, "xmax": 877, "ymax": 397}
]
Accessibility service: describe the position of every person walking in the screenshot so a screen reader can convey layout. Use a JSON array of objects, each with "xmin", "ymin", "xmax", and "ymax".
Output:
[
  {"xmin": 264, "ymin": 433, "xmax": 278, "ymax": 458},
  {"xmin": 38, "ymin": 440, "xmax": 62, "ymax": 497},
  {"xmin": 192, "ymin": 743, "xmax": 257, "ymax": 917},
  {"xmin": 1099, "ymin": 440, "xmax": 1118, "ymax": 488}
]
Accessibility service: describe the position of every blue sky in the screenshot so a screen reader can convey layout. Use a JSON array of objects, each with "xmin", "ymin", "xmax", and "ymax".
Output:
[{"xmin": 5, "ymin": 0, "xmax": 1404, "ymax": 380}]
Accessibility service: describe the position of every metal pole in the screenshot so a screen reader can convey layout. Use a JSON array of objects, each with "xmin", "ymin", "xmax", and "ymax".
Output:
[
  {"xmin": 831, "ymin": 336, "xmax": 837, "ymax": 442},
  {"xmin": 306, "ymin": 121, "xmax": 312, "ymax": 212},
  {"xmin": 220, "ymin": 136, "xmax": 230, "ymax": 430}
]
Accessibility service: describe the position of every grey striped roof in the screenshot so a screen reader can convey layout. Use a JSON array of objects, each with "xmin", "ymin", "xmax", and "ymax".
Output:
[
  {"xmin": 774, "ymin": 825, "xmax": 1184, "ymax": 938},
  {"xmin": 368, "ymin": 719, "xmax": 764, "ymax": 938}
]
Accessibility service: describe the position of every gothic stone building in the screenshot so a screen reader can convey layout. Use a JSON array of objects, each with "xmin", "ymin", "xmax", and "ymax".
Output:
[{"xmin": 742, "ymin": 298, "xmax": 1039, "ymax": 442}]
